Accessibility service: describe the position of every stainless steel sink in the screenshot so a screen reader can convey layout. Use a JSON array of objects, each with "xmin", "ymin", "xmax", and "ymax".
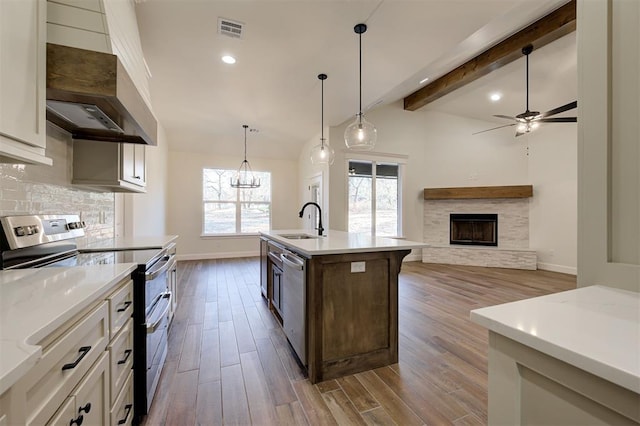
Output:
[{"xmin": 280, "ymin": 233, "xmax": 318, "ymax": 240}]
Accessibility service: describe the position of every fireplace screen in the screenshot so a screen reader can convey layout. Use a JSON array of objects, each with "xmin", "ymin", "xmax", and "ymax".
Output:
[{"xmin": 450, "ymin": 213, "xmax": 498, "ymax": 246}]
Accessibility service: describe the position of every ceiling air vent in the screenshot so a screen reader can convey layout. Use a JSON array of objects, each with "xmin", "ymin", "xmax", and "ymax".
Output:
[{"xmin": 218, "ymin": 18, "xmax": 244, "ymax": 39}]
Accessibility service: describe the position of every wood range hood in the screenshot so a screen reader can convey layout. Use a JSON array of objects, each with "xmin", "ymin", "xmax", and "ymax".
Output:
[{"xmin": 46, "ymin": 43, "xmax": 157, "ymax": 146}]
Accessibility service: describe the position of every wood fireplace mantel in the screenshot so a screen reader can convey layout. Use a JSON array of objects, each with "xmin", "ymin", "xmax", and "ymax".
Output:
[{"xmin": 424, "ymin": 185, "xmax": 533, "ymax": 200}]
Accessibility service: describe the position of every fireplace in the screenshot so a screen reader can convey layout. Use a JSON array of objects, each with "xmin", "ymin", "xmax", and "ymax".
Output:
[{"xmin": 450, "ymin": 213, "xmax": 498, "ymax": 246}]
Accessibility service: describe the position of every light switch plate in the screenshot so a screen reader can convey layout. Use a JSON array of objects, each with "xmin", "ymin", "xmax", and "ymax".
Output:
[{"xmin": 351, "ymin": 261, "xmax": 366, "ymax": 273}]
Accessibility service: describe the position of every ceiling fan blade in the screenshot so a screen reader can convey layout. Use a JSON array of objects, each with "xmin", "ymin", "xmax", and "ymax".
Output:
[
  {"xmin": 538, "ymin": 117, "xmax": 577, "ymax": 123},
  {"xmin": 515, "ymin": 130, "xmax": 526, "ymax": 137},
  {"xmin": 472, "ymin": 123, "xmax": 516, "ymax": 135},
  {"xmin": 493, "ymin": 114, "xmax": 517, "ymax": 121},
  {"xmin": 540, "ymin": 101, "xmax": 577, "ymax": 118}
]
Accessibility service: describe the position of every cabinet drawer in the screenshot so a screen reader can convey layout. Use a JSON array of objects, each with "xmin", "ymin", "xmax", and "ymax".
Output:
[
  {"xmin": 110, "ymin": 372, "xmax": 133, "ymax": 426},
  {"xmin": 47, "ymin": 352, "xmax": 110, "ymax": 426},
  {"xmin": 45, "ymin": 396, "xmax": 75, "ymax": 426},
  {"xmin": 23, "ymin": 302, "xmax": 109, "ymax": 426},
  {"xmin": 108, "ymin": 319, "xmax": 133, "ymax": 407},
  {"xmin": 109, "ymin": 280, "xmax": 133, "ymax": 339}
]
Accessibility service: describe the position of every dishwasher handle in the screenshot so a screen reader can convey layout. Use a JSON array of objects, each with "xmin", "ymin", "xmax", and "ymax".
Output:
[{"xmin": 280, "ymin": 252, "xmax": 304, "ymax": 270}]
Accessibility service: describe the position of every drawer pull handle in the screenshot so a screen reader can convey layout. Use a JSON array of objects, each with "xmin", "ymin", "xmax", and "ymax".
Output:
[
  {"xmin": 78, "ymin": 402, "xmax": 91, "ymax": 414},
  {"xmin": 117, "ymin": 349, "xmax": 132, "ymax": 365},
  {"xmin": 69, "ymin": 414, "xmax": 83, "ymax": 426},
  {"xmin": 62, "ymin": 346, "xmax": 91, "ymax": 371},
  {"xmin": 118, "ymin": 404, "xmax": 133, "ymax": 425},
  {"xmin": 117, "ymin": 301, "xmax": 132, "ymax": 312}
]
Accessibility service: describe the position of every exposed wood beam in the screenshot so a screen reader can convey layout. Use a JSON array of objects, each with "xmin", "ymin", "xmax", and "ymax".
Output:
[{"xmin": 404, "ymin": 0, "xmax": 576, "ymax": 111}]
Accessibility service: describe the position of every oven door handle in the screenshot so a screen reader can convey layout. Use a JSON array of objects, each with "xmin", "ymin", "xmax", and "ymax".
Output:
[
  {"xmin": 146, "ymin": 255, "xmax": 176, "ymax": 281},
  {"xmin": 145, "ymin": 291, "xmax": 172, "ymax": 333}
]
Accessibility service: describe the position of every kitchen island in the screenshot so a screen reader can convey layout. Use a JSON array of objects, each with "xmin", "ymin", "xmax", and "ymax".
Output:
[
  {"xmin": 471, "ymin": 286, "xmax": 640, "ymax": 424},
  {"xmin": 260, "ymin": 229, "xmax": 427, "ymax": 383}
]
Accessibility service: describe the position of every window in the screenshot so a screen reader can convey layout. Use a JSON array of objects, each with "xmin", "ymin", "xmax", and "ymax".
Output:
[
  {"xmin": 348, "ymin": 159, "xmax": 402, "ymax": 236},
  {"xmin": 203, "ymin": 168, "xmax": 271, "ymax": 234}
]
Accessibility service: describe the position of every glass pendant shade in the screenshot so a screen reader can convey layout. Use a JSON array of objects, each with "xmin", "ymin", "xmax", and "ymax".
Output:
[
  {"xmin": 230, "ymin": 125, "xmax": 260, "ymax": 188},
  {"xmin": 310, "ymin": 139, "xmax": 335, "ymax": 165},
  {"xmin": 310, "ymin": 73, "xmax": 335, "ymax": 165},
  {"xmin": 344, "ymin": 23, "xmax": 376, "ymax": 151},
  {"xmin": 344, "ymin": 113, "xmax": 376, "ymax": 150}
]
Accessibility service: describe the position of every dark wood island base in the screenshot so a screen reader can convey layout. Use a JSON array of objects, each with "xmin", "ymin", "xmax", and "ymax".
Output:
[{"xmin": 306, "ymin": 249, "xmax": 411, "ymax": 383}]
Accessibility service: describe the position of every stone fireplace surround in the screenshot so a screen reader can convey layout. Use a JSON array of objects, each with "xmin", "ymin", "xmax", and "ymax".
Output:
[{"xmin": 422, "ymin": 186, "xmax": 537, "ymax": 270}]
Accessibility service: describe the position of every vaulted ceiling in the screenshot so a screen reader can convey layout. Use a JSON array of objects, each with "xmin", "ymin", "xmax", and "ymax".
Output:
[{"xmin": 135, "ymin": 0, "xmax": 576, "ymax": 159}]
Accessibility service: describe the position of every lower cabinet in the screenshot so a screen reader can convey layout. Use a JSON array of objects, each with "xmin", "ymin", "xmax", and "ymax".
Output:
[
  {"xmin": 48, "ymin": 352, "xmax": 109, "ymax": 426},
  {"xmin": 4, "ymin": 276, "xmax": 134, "ymax": 425},
  {"xmin": 110, "ymin": 373, "xmax": 133, "ymax": 426}
]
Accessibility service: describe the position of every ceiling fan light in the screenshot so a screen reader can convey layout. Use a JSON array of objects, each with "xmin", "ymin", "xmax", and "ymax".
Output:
[{"xmin": 345, "ymin": 114, "xmax": 376, "ymax": 150}]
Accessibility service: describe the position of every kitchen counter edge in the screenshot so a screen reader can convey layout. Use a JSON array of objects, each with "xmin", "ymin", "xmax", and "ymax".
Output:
[
  {"xmin": 260, "ymin": 229, "xmax": 427, "ymax": 257},
  {"xmin": 0, "ymin": 264, "xmax": 137, "ymax": 395},
  {"xmin": 470, "ymin": 285, "xmax": 640, "ymax": 394}
]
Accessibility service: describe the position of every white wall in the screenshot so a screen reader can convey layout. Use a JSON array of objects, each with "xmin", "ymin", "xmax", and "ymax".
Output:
[
  {"xmin": 323, "ymin": 100, "xmax": 577, "ymax": 272},
  {"xmin": 167, "ymin": 150, "xmax": 298, "ymax": 260},
  {"xmin": 528, "ymin": 124, "xmax": 577, "ymax": 274}
]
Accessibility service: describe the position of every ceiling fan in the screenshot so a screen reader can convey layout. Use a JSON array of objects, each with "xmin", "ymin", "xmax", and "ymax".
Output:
[{"xmin": 473, "ymin": 44, "xmax": 577, "ymax": 137}]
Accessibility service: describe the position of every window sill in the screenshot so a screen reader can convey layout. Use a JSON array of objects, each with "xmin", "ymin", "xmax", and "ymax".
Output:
[{"xmin": 200, "ymin": 233, "xmax": 261, "ymax": 239}]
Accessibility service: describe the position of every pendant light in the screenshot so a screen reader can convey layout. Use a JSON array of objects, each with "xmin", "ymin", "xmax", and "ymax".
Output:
[
  {"xmin": 230, "ymin": 124, "xmax": 261, "ymax": 188},
  {"xmin": 344, "ymin": 23, "xmax": 376, "ymax": 151},
  {"xmin": 310, "ymin": 73, "xmax": 335, "ymax": 165}
]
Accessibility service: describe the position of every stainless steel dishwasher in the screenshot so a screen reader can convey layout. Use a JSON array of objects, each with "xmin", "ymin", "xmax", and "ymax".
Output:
[{"xmin": 280, "ymin": 249, "xmax": 306, "ymax": 364}]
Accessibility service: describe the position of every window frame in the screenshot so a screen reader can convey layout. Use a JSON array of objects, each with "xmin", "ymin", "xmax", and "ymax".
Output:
[
  {"xmin": 201, "ymin": 168, "xmax": 272, "ymax": 236},
  {"xmin": 344, "ymin": 152, "xmax": 407, "ymax": 237}
]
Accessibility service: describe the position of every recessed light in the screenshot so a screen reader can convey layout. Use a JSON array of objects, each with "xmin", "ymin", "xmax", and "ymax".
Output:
[
  {"xmin": 419, "ymin": 77, "xmax": 429, "ymax": 84},
  {"xmin": 490, "ymin": 93, "xmax": 502, "ymax": 102},
  {"xmin": 221, "ymin": 55, "xmax": 236, "ymax": 64}
]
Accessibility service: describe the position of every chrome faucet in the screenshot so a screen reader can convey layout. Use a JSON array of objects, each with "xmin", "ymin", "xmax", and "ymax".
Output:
[{"xmin": 298, "ymin": 202, "xmax": 324, "ymax": 236}]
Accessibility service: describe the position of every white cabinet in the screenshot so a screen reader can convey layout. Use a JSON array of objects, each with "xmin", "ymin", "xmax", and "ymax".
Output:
[
  {"xmin": 72, "ymin": 139, "xmax": 147, "ymax": 193},
  {"xmin": 47, "ymin": 353, "xmax": 109, "ymax": 426},
  {"xmin": 0, "ymin": 0, "xmax": 52, "ymax": 165},
  {"xmin": 4, "ymin": 277, "xmax": 135, "ymax": 425},
  {"xmin": 121, "ymin": 143, "xmax": 146, "ymax": 187}
]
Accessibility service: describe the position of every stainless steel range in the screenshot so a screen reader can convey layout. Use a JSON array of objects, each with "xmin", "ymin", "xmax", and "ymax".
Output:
[{"xmin": 0, "ymin": 214, "xmax": 175, "ymax": 425}]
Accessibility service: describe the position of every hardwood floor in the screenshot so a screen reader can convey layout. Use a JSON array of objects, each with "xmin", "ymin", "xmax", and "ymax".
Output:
[{"xmin": 143, "ymin": 259, "xmax": 576, "ymax": 426}]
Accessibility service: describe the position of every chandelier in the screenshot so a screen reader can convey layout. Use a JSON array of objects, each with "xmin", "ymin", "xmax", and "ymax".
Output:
[{"xmin": 230, "ymin": 124, "xmax": 260, "ymax": 188}]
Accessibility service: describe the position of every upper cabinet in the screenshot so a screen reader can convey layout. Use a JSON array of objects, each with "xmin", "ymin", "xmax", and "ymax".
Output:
[
  {"xmin": 72, "ymin": 139, "xmax": 146, "ymax": 193},
  {"xmin": 0, "ymin": 0, "xmax": 52, "ymax": 165}
]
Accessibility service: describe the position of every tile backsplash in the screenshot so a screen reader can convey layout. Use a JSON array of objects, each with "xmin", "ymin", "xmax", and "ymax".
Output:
[{"xmin": 0, "ymin": 124, "xmax": 115, "ymax": 244}]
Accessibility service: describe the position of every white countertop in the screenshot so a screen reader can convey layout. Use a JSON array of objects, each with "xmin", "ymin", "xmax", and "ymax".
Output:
[
  {"xmin": 0, "ymin": 264, "xmax": 137, "ymax": 395},
  {"xmin": 260, "ymin": 229, "xmax": 428, "ymax": 257},
  {"xmin": 78, "ymin": 235, "xmax": 178, "ymax": 252},
  {"xmin": 471, "ymin": 285, "xmax": 640, "ymax": 393}
]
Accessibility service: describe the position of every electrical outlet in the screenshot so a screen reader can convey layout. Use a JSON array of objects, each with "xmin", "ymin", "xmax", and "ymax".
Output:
[{"xmin": 351, "ymin": 261, "xmax": 366, "ymax": 273}]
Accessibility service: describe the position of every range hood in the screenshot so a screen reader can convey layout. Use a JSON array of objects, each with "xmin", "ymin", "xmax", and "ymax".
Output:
[{"xmin": 46, "ymin": 43, "xmax": 157, "ymax": 146}]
